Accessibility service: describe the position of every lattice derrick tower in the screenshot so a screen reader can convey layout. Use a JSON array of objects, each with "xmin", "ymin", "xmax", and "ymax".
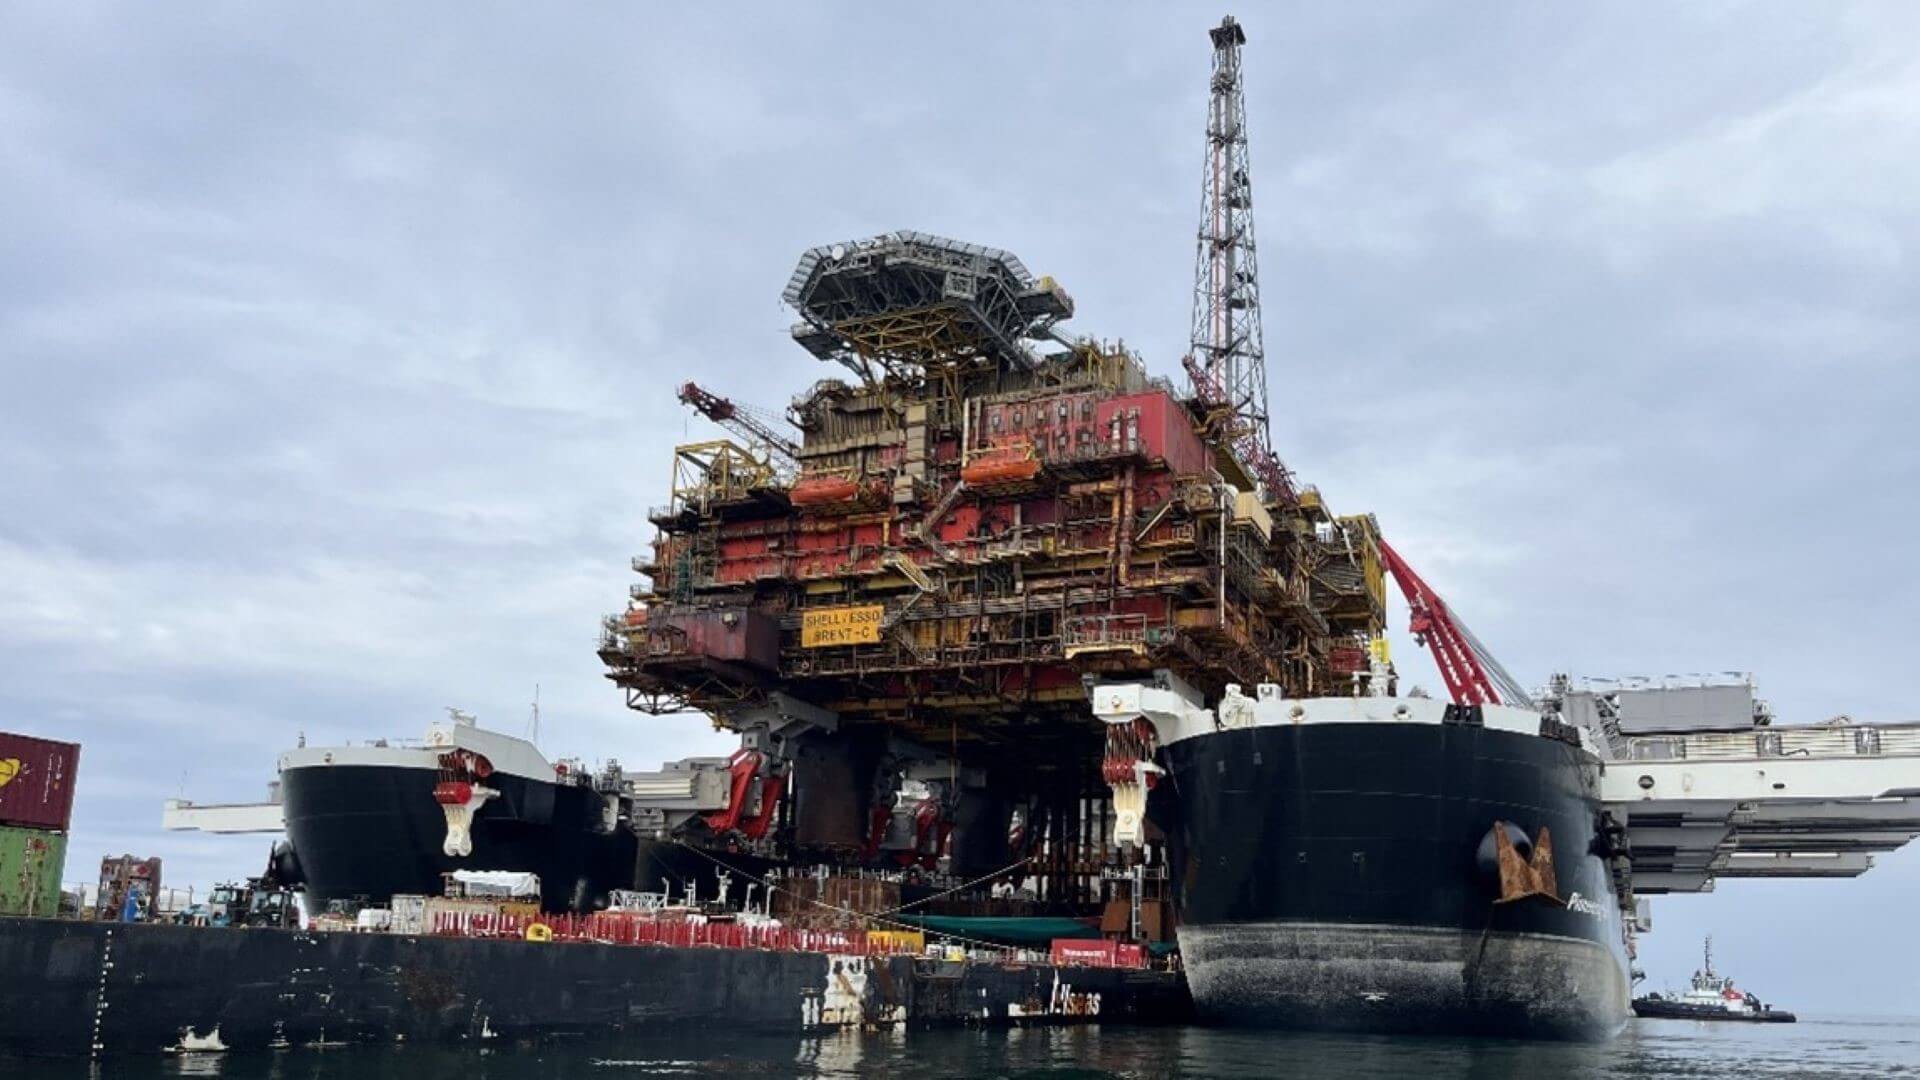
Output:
[{"xmin": 1183, "ymin": 16, "xmax": 1295, "ymax": 505}]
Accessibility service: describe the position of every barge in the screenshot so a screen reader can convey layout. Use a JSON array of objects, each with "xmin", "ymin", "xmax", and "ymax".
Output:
[{"xmin": 0, "ymin": 915, "xmax": 1188, "ymax": 1058}]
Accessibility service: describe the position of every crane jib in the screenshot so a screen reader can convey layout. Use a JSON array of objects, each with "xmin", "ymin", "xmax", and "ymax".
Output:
[{"xmin": 1376, "ymin": 537, "xmax": 1531, "ymax": 709}]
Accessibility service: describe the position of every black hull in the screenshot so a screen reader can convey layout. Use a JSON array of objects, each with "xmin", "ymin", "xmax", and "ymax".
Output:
[
  {"xmin": 1632, "ymin": 998, "xmax": 1796, "ymax": 1023},
  {"xmin": 280, "ymin": 764, "xmax": 635, "ymax": 912},
  {"xmin": 0, "ymin": 917, "xmax": 1191, "ymax": 1058},
  {"xmin": 1150, "ymin": 720, "xmax": 1630, "ymax": 1039}
]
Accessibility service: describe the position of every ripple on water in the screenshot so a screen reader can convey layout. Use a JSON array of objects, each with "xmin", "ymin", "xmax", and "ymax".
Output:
[{"xmin": 7, "ymin": 1018, "xmax": 1920, "ymax": 1079}]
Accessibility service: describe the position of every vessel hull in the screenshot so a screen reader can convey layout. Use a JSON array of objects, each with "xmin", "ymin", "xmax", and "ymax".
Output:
[
  {"xmin": 1631, "ymin": 998, "xmax": 1796, "ymax": 1023},
  {"xmin": 0, "ymin": 916, "xmax": 1191, "ymax": 1058},
  {"xmin": 1151, "ymin": 717, "xmax": 1630, "ymax": 1040},
  {"xmin": 1182, "ymin": 921, "xmax": 1627, "ymax": 1039},
  {"xmin": 280, "ymin": 763, "xmax": 634, "ymax": 912}
]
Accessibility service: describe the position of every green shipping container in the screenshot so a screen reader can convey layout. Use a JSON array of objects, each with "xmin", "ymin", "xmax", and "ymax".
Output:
[{"xmin": 0, "ymin": 825, "xmax": 67, "ymax": 917}]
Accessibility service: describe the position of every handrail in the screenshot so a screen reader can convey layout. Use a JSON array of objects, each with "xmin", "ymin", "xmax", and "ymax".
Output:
[{"xmin": 1625, "ymin": 724, "xmax": 1920, "ymax": 762}]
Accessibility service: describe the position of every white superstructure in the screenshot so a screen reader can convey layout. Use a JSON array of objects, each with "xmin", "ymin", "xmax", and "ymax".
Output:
[
  {"xmin": 1586, "ymin": 708, "xmax": 1920, "ymax": 892},
  {"xmin": 1092, "ymin": 669, "xmax": 1920, "ymax": 894},
  {"xmin": 165, "ymin": 709, "xmax": 741, "ymax": 841}
]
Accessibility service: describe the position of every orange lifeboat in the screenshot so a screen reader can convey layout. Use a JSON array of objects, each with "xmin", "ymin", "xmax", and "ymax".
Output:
[
  {"xmin": 790, "ymin": 473, "xmax": 861, "ymax": 506},
  {"xmin": 961, "ymin": 439, "xmax": 1041, "ymax": 486}
]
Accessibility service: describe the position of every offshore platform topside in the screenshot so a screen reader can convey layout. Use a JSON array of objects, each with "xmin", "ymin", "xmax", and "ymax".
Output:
[
  {"xmin": 598, "ymin": 226, "xmax": 1386, "ymax": 895},
  {"xmin": 587, "ymin": 12, "xmax": 1501, "ymax": 921}
]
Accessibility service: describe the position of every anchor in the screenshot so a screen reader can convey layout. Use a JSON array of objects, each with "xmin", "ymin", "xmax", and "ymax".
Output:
[{"xmin": 1486, "ymin": 820, "xmax": 1561, "ymax": 905}]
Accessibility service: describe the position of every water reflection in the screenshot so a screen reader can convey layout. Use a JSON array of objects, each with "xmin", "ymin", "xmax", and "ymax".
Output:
[{"xmin": 7, "ymin": 1019, "xmax": 1919, "ymax": 1080}]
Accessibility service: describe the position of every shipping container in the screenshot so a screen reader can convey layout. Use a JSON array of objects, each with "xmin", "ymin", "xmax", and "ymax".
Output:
[
  {"xmin": 96, "ymin": 855, "xmax": 162, "ymax": 921},
  {"xmin": 1050, "ymin": 938, "xmax": 1118, "ymax": 968},
  {"xmin": 0, "ymin": 732, "xmax": 80, "ymax": 831},
  {"xmin": 0, "ymin": 825, "xmax": 68, "ymax": 917},
  {"xmin": 390, "ymin": 894, "xmax": 428, "ymax": 935}
]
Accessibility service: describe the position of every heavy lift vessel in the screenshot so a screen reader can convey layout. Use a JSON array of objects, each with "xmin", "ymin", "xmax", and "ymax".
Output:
[
  {"xmin": 601, "ymin": 15, "xmax": 1920, "ymax": 1038},
  {"xmin": 68, "ymin": 14, "xmax": 1920, "ymax": 1050}
]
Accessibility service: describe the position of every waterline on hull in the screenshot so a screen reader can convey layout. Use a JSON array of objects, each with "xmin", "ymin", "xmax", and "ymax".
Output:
[{"xmin": 1181, "ymin": 920, "xmax": 1631, "ymax": 1040}]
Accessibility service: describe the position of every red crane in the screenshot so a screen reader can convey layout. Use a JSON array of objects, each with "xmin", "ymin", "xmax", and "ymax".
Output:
[
  {"xmin": 676, "ymin": 382, "xmax": 802, "ymax": 467},
  {"xmin": 1375, "ymin": 537, "xmax": 1532, "ymax": 707}
]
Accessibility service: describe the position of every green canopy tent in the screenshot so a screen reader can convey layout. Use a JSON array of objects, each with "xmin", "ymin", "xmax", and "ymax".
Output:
[{"xmin": 895, "ymin": 915, "xmax": 1100, "ymax": 947}]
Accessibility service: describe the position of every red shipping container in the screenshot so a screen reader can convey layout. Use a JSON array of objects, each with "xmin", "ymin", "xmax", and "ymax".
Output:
[
  {"xmin": 1050, "ymin": 938, "xmax": 1118, "ymax": 969},
  {"xmin": 0, "ymin": 732, "xmax": 80, "ymax": 831}
]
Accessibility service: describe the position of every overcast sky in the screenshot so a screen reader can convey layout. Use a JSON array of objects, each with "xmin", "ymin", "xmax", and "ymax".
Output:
[{"xmin": 4, "ymin": 3, "xmax": 1917, "ymax": 1011}]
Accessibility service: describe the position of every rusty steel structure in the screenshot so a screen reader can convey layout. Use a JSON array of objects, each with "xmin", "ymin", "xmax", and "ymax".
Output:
[
  {"xmin": 599, "ymin": 232, "xmax": 1385, "ymax": 858},
  {"xmin": 605, "ymin": 227, "xmax": 1387, "ymax": 724},
  {"xmin": 594, "ymin": 19, "xmax": 1388, "ymax": 911}
]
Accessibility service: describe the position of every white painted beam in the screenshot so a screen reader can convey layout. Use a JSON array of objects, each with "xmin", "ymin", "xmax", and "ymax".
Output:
[
  {"xmin": 161, "ymin": 799, "xmax": 285, "ymax": 834},
  {"xmin": 1603, "ymin": 755, "xmax": 1920, "ymax": 803}
]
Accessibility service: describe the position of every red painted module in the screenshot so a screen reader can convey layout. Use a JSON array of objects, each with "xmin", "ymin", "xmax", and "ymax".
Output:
[
  {"xmin": 1097, "ymin": 390, "xmax": 1208, "ymax": 475},
  {"xmin": 0, "ymin": 732, "xmax": 79, "ymax": 832},
  {"xmin": 647, "ymin": 610, "xmax": 782, "ymax": 673}
]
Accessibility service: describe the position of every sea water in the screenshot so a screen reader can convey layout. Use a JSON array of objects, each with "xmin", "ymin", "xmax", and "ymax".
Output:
[{"xmin": 12, "ymin": 1017, "xmax": 1920, "ymax": 1078}]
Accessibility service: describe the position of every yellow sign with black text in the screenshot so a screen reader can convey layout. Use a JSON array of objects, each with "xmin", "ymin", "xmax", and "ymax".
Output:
[{"xmin": 801, "ymin": 605, "xmax": 884, "ymax": 647}]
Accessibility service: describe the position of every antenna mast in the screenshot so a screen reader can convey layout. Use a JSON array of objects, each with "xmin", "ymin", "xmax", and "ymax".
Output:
[{"xmin": 1184, "ymin": 15, "xmax": 1295, "ymax": 503}]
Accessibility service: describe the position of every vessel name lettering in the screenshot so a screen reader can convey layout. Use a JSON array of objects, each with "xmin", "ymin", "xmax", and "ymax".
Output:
[{"xmin": 1565, "ymin": 892, "xmax": 1605, "ymax": 918}]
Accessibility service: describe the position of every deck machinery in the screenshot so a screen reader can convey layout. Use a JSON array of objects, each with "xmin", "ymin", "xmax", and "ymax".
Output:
[{"xmin": 598, "ymin": 229, "xmax": 1387, "ymax": 907}]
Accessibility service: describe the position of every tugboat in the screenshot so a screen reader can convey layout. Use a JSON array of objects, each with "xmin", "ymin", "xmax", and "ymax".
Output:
[{"xmin": 1632, "ymin": 938, "xmax": 1796, "ymax": 1023}]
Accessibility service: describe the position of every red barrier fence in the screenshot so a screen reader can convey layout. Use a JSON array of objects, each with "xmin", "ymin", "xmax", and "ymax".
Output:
[
  {"xmin": 427, "ymin": 909, "xmax": 918, "ymax": 957},
  {"xmin": 420, "ymin": 909, "xmax": 1149, "ymax": 970}
]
